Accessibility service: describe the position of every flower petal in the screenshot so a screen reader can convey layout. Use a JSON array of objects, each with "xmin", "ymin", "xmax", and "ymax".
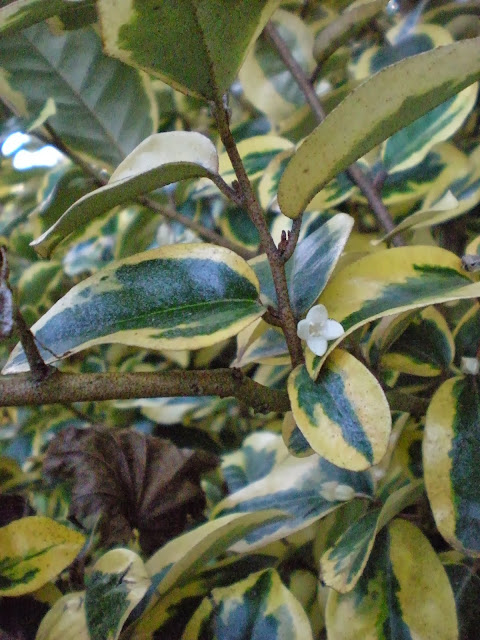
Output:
[
  {"xmin": 297, "ymin": 318, "xmax": 311, "ymax": 340},
  {"xmin": 307, "ymin": 304, "xmax": 328, "ymax": 325},
  {"xmin": 322, "ymin": 319, "xmax": 345, "ymax": 340},
  {"xmin": 307, "ymin": 336, "xmax": 327, "ymax": 356}
]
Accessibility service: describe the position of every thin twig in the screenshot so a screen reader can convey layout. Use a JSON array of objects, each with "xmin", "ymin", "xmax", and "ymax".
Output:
[
  {"xmin": 12, "ymin": 306, "xmax": 52, "ymax": 382},
  {"xmin": 263, "ymin": 22, "xmax": 405, "ymax": 246},
  {"xmin": 282, "ymin": 217, "xmax": 303, "ymax": 262},
  {"xmin": 39, "ymin": 122, "xmax": 255, "ymax": 259},
  {"xmin": 213, "ymin": 100, "xmax": 304, "ymax": 366},
  {"xmin": 0, "ymin": 369, "xmax": 290, "ymax": 413}
]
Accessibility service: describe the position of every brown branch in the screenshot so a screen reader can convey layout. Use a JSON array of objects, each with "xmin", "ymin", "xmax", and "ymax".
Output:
[
  {"xmin": 12, "ymin": 307, "xmax": 52, "ymax": 382},
  {"xmin": 213, "ymin": 100, "xmax": 304, "ymax": 367},
  {"xmin": 0, "ymin": 369, "xmax": 290, "ymax": 413},
  {"xmin": 39, "ymin": 123, "xmax": 255, "ymax": 260},
  {"xmin": 282, "ymin": 217, "xmax": 303, "ymax": 262},
  {"xmin": 263, "ymin": 22, "xmax": 405, "ymax": 246}
]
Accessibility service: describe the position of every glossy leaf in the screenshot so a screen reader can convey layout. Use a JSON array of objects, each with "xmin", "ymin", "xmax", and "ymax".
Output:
[
  {"xmin": 326, "ymin": 519, "xmax": 458, "ymax": 640},
  {"xmin": 0, "ymin": 24, "xmax": 157, "ymax": 168},
  {"xmin": 278, "ymin": 35, "xmax": 480, "ymax": 218},
  {"xmin": 289, "ymin": 350, "xmax": 391, "ymax": 471},
  {"xmin": 3, "ymin": 245, "xmax": 264, "ymax": 373},
  {"xmin": 424, "ymin": 375, "xmax": 480, "ymax": 555},
  {"xmin": 98, "ymin": 0, "xmax": 281, "ymax": 100},
  {"xmin": 85, "ymin": 549, "xmax": 150, "ymax": 640},
  {"xmin": 307, "ymin": 246, "xmax": 480, "ymax": 378},
  {"xmin": 31, "ymin": 132, "xmax": 219, "ymax": 258},
  {"xmin": 0, "ymin": 516, "xmax": 84, "ymax": 597},
  {"xmin": 183, "ymin": 569, "xmax": 313, "ymax": 640},
  {"xmin": 212, "ymin": 449, "xmax": 373, "ymax": 551},
  {"xmin": 320, "ymin": 480, "xmax": 423, "ymax": 593}
]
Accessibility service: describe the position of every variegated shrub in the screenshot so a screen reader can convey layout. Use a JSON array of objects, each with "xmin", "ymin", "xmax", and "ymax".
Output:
[{"xmin": 0, "ymin": 1, "xmax": 480, "ymax": 639}]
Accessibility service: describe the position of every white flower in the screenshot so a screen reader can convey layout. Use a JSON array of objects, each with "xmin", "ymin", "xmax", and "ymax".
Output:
[
  {"xmin": 461, "ymin": 356, "xmax": 479, "ymax": 375},
  {"xmin": 297, "ymin": 304, "xmax": 344, "ymax": 357}
]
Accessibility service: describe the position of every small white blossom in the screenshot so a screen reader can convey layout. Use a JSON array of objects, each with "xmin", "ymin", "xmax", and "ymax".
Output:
[
  {"xmin": 461, "ymin": 356, "xmax": 479, "ymax": 376},
  {"xmin": 297, "ymin": 304, "xmax": 344, "ymax": 357}
]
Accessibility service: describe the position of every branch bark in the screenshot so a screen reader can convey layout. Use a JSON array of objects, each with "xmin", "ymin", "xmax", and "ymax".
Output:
[
  {"xmin": 263, "ymin": 22, "xmax": 405, "ymax": 246},
  {"xmin": 213, "ymin": 101, "xmax": 304, "ymax": 367},
  {"xmin": 0, "ymin": 369, "xmax": 290, "ymax": 413}
]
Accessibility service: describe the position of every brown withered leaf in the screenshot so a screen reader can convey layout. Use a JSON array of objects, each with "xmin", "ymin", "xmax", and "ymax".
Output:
[{"xmin": 43, "ymin": 426, "xmax": 218, "ymax": 554}]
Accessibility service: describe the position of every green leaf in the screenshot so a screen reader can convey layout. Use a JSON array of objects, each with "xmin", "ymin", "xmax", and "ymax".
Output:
[
  {"xmin": 2, "ymin": 245, "xmax": 265, "ymax": 373},
  {"xmin": 85, "ymin": 549, "xmax": 150, "ymax": 640},
  {"xmin": 0, "ymin": 516, "xmax": 84, "ymax": 597},
  {"xmin": 278, "ymin": 35, "xmax": 480, "ymax": 218},
  {"xmin": 212, "ymin": 447, "xmax": 373, "ymax": 550},
  {"xmin": 31, "ymin": 132, "xmax": 219, "ymax": 258},
  {"xmin": 0, "ymin": 23, "xmax": 157, "ymax": 168},
  {"xmin": 288, "ymin": 350, "xmax": 391, "ymax": 471},
  {"xmin": 306, "ymin": 245, "xmax": 480, "ymax": 379},
  {"xmin": 320, "ymin": 480, "xmax": 423, "ymax": 593},
  {"xmin": 424, "ymin": 375, "xmax": 480, "ymax": 555},
  {"xmin": 98, "ymin": 0, "xmax": 281, "ymax": 100},
  {"xmin": 442, "ymin": 552, "xmax": 480, "ymax": 640},
  {"xmin": 183, "ymin": 569, "xmax": 313, "ymax": 640},
  {"xmin": 326, "ymin": 519, "xmax": 458, "ymax": 640}
]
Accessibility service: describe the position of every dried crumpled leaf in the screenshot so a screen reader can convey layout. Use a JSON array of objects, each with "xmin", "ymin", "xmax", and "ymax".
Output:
[{"xmin": 44, "ymin": 426, "xmax": 218, "ymax": 554}]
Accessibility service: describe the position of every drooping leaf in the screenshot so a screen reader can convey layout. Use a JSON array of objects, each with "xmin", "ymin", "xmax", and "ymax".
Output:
[
  {"xmin": 424, "ymin": 375, "xmax": 480, "ymax": 555},
  {"xmin": 97, "ymin": 0, "xmax": 282, "ymax": 100},
  {"xmin": 3, "ymin": 244, "xmax": 265, "ymax": 373},
  {"xmin": 212, "ymin": 449, "xmax": 373, "ymax": 551},
  {"xmin": 326, "ymin": 519, "xmax": 458, "ymax": 640},
  {"xmin": 289, "ymin": 350, "xmax": 391, "ymax": 471},
  {"xmin": 306, "ymin": 245, "xmax": 480, "ymax": 379},
  {"xmin": 0, "ymin": 516, "xmax": 84, "ymax": 597},
  {"xmin": 31, "ymin": 132, "xmax": 219, "ymax": 258},
  {"xmin": 320, "ymin": 480, "xmax": 423, "ymax": 593},
  {"xmin": 42, "ymin": 426, "xmax": 217, "ymax": 555},
  {"xmin": 183, "ymin": 569, "xmax": 313, "ymax": 640},
  {"xmin": 0, "ymin": 23, "xmax": 157, "ymax": 168},
  {"xmin": 85, "ymin": 549, "xmax": 150, "ymax": 640},
  {"xmin": 278, "ymin": 35, "xmax": 480, "ymax": 218}
]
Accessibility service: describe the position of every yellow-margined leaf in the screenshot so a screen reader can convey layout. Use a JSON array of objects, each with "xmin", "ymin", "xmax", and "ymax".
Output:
[
  {"xmin": 36, "ymin": 592, "xmax": 88, "ymax": 640},
  {"xmin": 278, "ymin": 35, "xmax": 480, "ymax": 218},
  {"xmin": 306, "ymin": 245, "xmax": 480, "ymax": 379},
  {"xmin": 3, "ymin": 244, "xmax": 265, "ymax": 374},
  {"xmin": 289, "ymin": 350, "xmax": 391, "ymax": 471},
  {"xmin": 32, "ymin": 132, "xmax": 219, "ymax": 258},
  {"xmin": 326, "ymin": 519, "xmax": 458, "ymax": 640},
  {"xmin": 424, "ymin": 375, "xmax": 480, "ymax": 555},
  {"xmin": 98, "ymin": 0, "xmax": 282, "ymax": 100},
  {"xmin": 183, "ymin": 569, "xmax": 313, "ymax": 640},
  {"xmin": 0, "ymin": 516, "xmax": 84, "ymax": 597}
]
